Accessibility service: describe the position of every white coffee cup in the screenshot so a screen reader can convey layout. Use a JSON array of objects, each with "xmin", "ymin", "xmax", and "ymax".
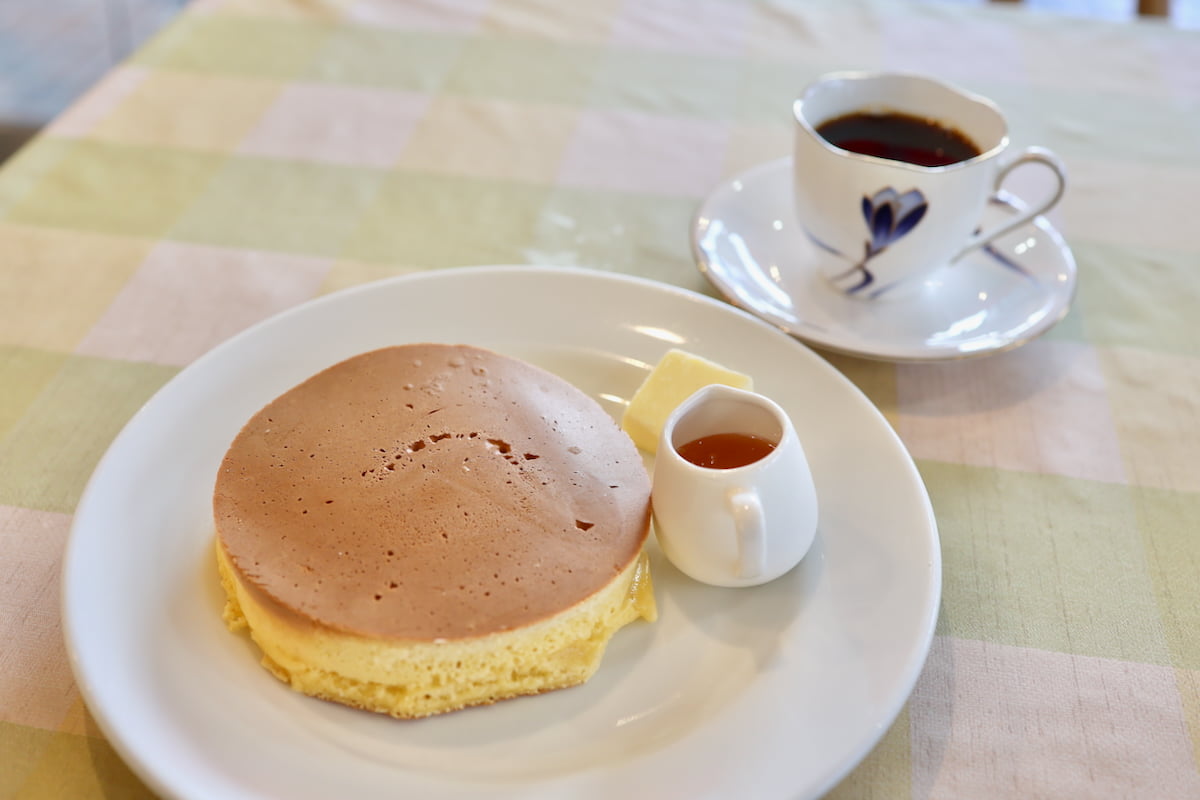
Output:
[
  {"xmin": 793, "ymin": 71, "xmax": 1067, "ymax": 299},
  {"xmin": 651, "ymin": 385, "xmax": 818, "ymax": 588}
]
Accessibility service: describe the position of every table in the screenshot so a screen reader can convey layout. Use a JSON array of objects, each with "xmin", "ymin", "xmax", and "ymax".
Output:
[{"xmin": 2, "ymin": 0, "xmax": 1197, "ymax": 797}]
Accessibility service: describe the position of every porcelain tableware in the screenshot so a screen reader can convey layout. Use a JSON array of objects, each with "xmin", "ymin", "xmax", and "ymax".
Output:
[
  {"xmin": 653, "ymin": 385, "xmax": 818, "ymax": 588},
  {"xmin": 693, "ymin": 158, "xmax": 1077, "ymax": 361},
  {"xmin": 793, "ymin": 71, "xmax": 1067, "ymax": 298}
]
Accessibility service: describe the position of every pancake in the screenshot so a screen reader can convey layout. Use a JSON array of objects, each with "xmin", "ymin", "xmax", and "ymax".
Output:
[{"xmin": 214, "ymin": 343, "xmax": 655, "ymax": 718}]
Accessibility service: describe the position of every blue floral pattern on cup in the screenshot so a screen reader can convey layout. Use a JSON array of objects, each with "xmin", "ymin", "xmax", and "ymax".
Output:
[{"xmin": 828, "ymin": 187, "xmax": 928, "ymax": 293}]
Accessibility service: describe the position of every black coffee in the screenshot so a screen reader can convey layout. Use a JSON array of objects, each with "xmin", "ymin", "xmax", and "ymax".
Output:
[{"xmin": 815, "ymin": 111, "xmax": 981, "ymax": 168}]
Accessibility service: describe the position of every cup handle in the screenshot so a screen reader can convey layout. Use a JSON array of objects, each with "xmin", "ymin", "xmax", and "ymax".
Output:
[
  {"xmin": 951, "ymin": 146, "xmax": 1067, "ymax": 262},
  {"xmin": 728, "ymin": 489, "xmax": 766, "ymax": 579}
]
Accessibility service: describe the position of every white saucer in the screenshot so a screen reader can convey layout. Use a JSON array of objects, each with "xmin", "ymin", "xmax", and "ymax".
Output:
[{"xmin": 692, "ymin": 157, "xmax": 1077, "ymax": 362}]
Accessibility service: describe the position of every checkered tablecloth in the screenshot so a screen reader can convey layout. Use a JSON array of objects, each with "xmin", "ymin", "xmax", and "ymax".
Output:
[{"xmin": 2, "ymin": 0, "xmax": 1197, "ymax": 796}]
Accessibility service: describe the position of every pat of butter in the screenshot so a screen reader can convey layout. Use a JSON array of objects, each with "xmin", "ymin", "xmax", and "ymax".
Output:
[{"xmin": 621, "ymin": 349, "xmax": 753, "ymax": 454}]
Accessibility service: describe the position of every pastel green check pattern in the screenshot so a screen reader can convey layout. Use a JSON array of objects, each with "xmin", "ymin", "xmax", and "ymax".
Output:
[{"xmin": 2, "ymin": 0, "xmax": 1198, "ymax": 797}]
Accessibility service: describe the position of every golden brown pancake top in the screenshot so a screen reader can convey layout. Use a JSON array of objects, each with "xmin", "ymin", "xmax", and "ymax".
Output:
[{"xmin": 214, "ymin": 344, "xmax": 651, "ymax": 640}]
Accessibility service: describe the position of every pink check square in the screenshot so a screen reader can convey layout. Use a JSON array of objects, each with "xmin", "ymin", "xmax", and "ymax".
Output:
[
  {"xmin": 896, "ymin": 340, "xmax": 1127, "ymax": 485},
  {"xmin": 76, "ymin": 242, "xmax": 331, "ymax": 367},
  {"xmin": 340, "ymin": 0, "xmax": 489, "ymax": 32},
  {"xmin": 558, "ymin": 109, "xmax": 729, "ymax": 197},
  {"xmin": 609, "ymin": 0, "xmax": 752, "ymax": 57},
  {"xmin": 911, "ymin": 638, "xmax": 1200, "ymax": 798},
  {"xmin": 45, "ymin": 66, "xmax": 148, "ymax": 139},
  {"xmin": 238, "ymin": 84, "xmax": 430, "ymax": 168},
  {"xmin": 0, "ymin": 506, "xmax": 77, "ymax": 732}
]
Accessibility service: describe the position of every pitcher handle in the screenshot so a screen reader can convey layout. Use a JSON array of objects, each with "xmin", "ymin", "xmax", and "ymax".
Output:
[{"xmin": 728, "ymin": 488, "xmax": 766, "ymax": 579}]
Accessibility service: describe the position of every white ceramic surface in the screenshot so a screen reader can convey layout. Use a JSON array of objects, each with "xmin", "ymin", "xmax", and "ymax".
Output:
[
  {"xmin": 693, "ymin": 157, "xmax": 1077, "ymax": 362},
  {"xmin": 62, "ymin": 266, "xmax": 940, "ymax": 800},
  {"xmin": 653, "ymin": 385, "xmax": 818, "ymax": 587},
  {"xmin": 792, "ymin": 71, "xmax": 1067, "ymax": 297}
]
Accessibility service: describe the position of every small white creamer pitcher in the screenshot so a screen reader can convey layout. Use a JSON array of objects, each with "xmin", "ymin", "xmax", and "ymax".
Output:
[{"xmin": 652, "ymin": 385, "xmax": 818, "ymax": 588}]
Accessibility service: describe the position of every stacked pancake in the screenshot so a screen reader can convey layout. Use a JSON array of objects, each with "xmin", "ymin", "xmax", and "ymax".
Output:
[{"xmin": 214, "ymin": 344, "xmax": 655, "ymax": 718}]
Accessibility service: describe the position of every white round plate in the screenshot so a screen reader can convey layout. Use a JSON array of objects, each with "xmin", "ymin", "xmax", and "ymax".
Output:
[
  {"xmin": 63, "ymin": 266, "xmax": 940, "ymax": 800},
  {"xmin": 693, "ymin": 157, "xmax": 1077, "ymax": 361}
]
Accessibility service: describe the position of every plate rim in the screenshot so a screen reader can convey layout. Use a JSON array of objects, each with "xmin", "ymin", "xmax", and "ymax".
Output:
[
  {"xmin": 691, "ymin": 155, "xmax": 1078, "ymax": 363},
  {"xmin": 62, "ymin": 264, "xmax": 941, "ymax": 800}
]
